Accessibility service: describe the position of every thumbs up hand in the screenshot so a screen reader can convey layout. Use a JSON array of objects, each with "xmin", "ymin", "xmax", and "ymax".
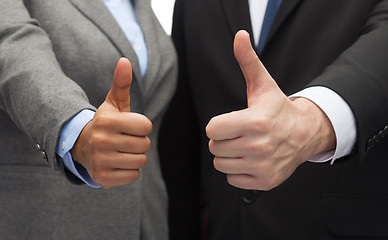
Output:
[
  {"xmin": 71, "ymin": 58, "xmax": 152, "ymax": 188},
  {"xmin": 206, "ymin": 31, "xmax": 336, "ymax": 191}
]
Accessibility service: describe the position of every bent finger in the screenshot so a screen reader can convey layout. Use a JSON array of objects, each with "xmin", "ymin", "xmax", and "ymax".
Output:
[{"xmin": 213, "ymin": 157, "xmax": 248, "ymax": 174}]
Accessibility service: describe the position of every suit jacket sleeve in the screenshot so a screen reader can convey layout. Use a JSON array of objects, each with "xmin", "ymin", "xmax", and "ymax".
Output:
[
  {"xmin": 308, "ymin": 0, "xmax": 388, "ymax": 160},
  {"xmin": 0, "ymin": 0, "xmax": 96, "ymax": 169}
]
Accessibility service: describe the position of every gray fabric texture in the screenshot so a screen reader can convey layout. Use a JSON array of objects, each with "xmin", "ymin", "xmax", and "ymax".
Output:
[{"xmin": 0, "ymin": 0, "xmax": 177, "ymax": 239}]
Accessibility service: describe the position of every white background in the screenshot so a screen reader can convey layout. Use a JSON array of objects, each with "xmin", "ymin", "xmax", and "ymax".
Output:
[{"xmin": 151, "ymin": 0, "xmax": 176, "ymax": 35}]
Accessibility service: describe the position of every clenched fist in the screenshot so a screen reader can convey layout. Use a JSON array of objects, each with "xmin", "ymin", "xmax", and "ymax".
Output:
[
  {"xmin": 71, "ymin": 58, "xmax": 152, "ymax": 188},
  {"xmin": 206, "ymin": 31, "xmax": 336, "ymax": 191}
]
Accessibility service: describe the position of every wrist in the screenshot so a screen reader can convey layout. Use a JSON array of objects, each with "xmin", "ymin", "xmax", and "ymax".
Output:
[
  {"xmin": 70, "ymin": 120, "xmax": 93, "ymax": 169},
  {"xmin": 293, "ymin": 97, "xmax": 336, "ymax": 161}
]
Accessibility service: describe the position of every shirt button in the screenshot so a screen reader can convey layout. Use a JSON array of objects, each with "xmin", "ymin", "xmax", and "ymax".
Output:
[{"xmin": 108, "ymin": 0, "xmax": 118, "ymax": 7}]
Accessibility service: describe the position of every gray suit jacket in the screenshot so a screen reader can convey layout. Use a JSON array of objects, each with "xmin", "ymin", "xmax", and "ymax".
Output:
[{"xmin": 0, "ymin": 0, "xmax": 177, "ymax": 239}]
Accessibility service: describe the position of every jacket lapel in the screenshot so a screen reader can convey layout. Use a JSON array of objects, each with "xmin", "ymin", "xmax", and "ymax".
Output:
[
  {"xmin": 264, "ymin": 0, "xmax": 303, "ymax": 52},
  {"xmin": 219, "ymin": 0, "xmax": 255, "ymax": 45},
  {"xmin": 134, "ymin": 0, "xmax": 162, "ymax": 100},
  {"xmin": 219, "ymin": 0, "xmax": 303, "ymax": 53},
  {"xmin": 69, "ymin": 0, "xmax": 143, "ymax": 91}
]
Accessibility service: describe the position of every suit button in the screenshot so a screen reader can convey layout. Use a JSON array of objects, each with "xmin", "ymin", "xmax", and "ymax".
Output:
[
  {"xmin": 242, "ymin": 190, "xmax": 259, "ymax": 204},
  {"xmin": 366, "ymin": 139, "xmax": 372, "ymax": 152},
  {"xmin": 367, "ymin": 136, "xmax": 377, "ymax": 152},
  {"xmin": 36, "ymin": 143, "xmax": 48, "ymax": 165},
  {"xmin": 383, "ymin": 126, "xmax": 388, "ymax": 138},
  {"xmin": 41, "ymin": 151, "xmax": 48, "ymax": 165}
]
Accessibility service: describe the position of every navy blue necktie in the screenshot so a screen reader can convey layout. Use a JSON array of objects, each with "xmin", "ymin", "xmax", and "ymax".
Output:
[{"xmin": 257, "ymin": 0, "xmax": 283, "ymax": 55}]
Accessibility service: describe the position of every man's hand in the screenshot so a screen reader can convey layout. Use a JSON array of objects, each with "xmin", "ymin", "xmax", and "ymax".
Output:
[
  {"xmin": 71, "ymin": 58, "xmax": 152, "ymax": 188},
  {"xmin": 206, "ymin": 30, "xmax": 336, "ymax": 191}
]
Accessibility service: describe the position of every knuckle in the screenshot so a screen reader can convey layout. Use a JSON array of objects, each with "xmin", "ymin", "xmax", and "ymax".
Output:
[
  {"xmin": 205, "ymin": 125, "xmax": 213, "ymax": 139},
  {"xmin": 248, "ymin": 141, "xmax": 263, "ymax": 153},
  {"xmin": 262, "ymin": 179, "xmax": 278, "ymax": 191},
  {"xmin": 90, "ymin": 152, "xmax": 104, "ymax": 169},
  {"xmin": 249, "ymin": 139, "xmax": 275, "ymax": 156},
  {"xmin": 129, "ymin": 170, "xmax": 140, "ymax": 182},
  {"xmin": 260, "ymin": 139, "xmax": 275, "ymax": 153},
  {"xmin": 254, "ymin": 173, "xmax": 279, "ymax": 191},
  {"xmin": 260, "ymin": 117, "xmax": 273, "ymax": 131},
  {"xmin": 205, "ymin": 117, "xmax": 218, "ymax": 139},
  {"xmin": 136, "ymin": 154, "xmax": 148, "ymax": 168},
  {"xmin": 226, "ymin": 174, "xmax": 234, "ymax": 186},
  {"xmin": 93, "ymin": 115, "xmax": 111, "ymax": 129},
  {"xmin": 226, "ymin": 174, "xmax": 247, "ymax": 189},
  {"xmin": 252, "ymin": 159, "xmax": 272, "ymax": 175},
  {"xmin": 92, "ymin": 171, "xmax": 107, "ymax": 186},
  {"xmin": 258, "ymin": 178, "xmax": 272, "ymax": 191},
  {"xmin": 265, "ymin": 140, "xmax": 276, "ymax": 153},
  {"xmin": 90, "ymin": 132, "xmax": 107, "ymax": 148},
  {"xmin": 208, "ymin": 140, "xmax": 215, "ymax": 155},
  {"xmin": 145, "ymin": 120, "xmax": 153, "ymax": 135},
  {"xmin": 136, "ymin": 137, "xmax": 151, "ymax": 153},
  {"xmin": 144, "ymin": 137, "xmax": 151, "ymax": 151},
  {"xmin": 137, "ymin": 114, "xmax": 153, "ymax": 135},
  {"xmin": 249, "ymin": 116, "xmax": 272, "ymax": 133},
  {"xmin": 213, "ymin": 157, "xmax": 221, "ymax": 171}
]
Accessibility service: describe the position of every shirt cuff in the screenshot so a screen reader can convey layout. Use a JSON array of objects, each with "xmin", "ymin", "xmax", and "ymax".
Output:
[
  {"xmin": 56, "ymin": 109, "xmax": 100, "ymax": 188},
  {"xmin": 290, "ymin": 86, "xmax": 357, "ymax": 164}
]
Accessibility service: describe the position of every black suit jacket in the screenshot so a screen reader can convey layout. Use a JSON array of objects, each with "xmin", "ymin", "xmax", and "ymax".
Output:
[{"xmin": 159, "ymin": 0, "xmax": 388, "ymax": 239}]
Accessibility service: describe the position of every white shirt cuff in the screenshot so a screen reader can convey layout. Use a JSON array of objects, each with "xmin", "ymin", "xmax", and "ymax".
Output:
[{"xmin": 290, "ymin": 86, "xmax": 357, "ymax": 164}]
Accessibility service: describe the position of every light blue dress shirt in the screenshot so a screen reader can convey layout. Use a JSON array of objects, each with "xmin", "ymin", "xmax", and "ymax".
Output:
[{"xmin": 56, "ymin": 0, "xmax": 148, "ymax": 188}]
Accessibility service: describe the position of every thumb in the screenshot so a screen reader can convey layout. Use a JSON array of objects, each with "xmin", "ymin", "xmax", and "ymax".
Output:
[
  {"xmin": 234, "ymin": 30, "xmax": 276, "ymax": 107},
  {"xmin": 106, "ymin": 57, "xmax": 132, "ymax": 112}
]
